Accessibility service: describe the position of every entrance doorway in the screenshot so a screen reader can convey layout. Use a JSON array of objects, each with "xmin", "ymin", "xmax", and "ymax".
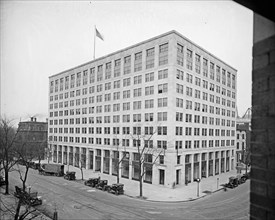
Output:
[
  {"xmin": 176, "ymin": 169, "xmax": 180, "ymax": 185},
  {"xmin": 159, "ymin": 169, "xmax": 165, "ymax": 185}
]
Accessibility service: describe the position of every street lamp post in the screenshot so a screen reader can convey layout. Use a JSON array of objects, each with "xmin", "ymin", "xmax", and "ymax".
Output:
[
  {"xmin": 196, "ymin": 178, "xmax": 201, "ymax": 197},
  {"xmin": 217, "ymin": 177, "xmax": 219, "ymax": 190}
]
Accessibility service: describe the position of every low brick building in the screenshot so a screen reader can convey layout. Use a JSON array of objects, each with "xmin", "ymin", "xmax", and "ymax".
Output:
[{"xmin": 16, "ymin": 117, "xmax": 48, "ymax": 161}]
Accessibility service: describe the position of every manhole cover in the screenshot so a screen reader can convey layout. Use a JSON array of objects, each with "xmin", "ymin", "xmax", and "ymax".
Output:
[{"xmin": 73, "ymin": 204, "xmax": 82, "ymax": 209}]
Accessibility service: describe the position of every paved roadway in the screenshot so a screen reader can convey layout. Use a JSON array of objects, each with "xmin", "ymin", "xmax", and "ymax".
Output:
[{"xmin": 8, "ymin": 168, "xmax": 249, "ymax": 220}]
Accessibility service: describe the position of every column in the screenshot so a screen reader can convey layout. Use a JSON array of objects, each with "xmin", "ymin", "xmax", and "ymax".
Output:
[
  {"xmin": 190, "ymin": 153, "xmax": 194, "ymax": 182},
  {"xmin": 128, "ymin": 151, "xmax": 132, "ymax": 180},
  {"xmin": 198, "ymin": 153, "xmax": 202, "ymax": 179},
  {"xmin": 86, "ymin": 148, "xmax": 89, "ymax": 169},
  {"xmin": 205, "ymin": 153, "xmax": 209, "ymax": 177}
]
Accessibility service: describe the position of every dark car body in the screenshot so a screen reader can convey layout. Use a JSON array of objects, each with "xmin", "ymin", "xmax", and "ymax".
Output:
[
  {"xmin": 225, "ymin": 176, "xmax": 239, "ymax": 188},
  {"xmin": 64, "ymin": 171, "xmax": 76, "ymax": 180},
  {"xmin": 108, "ymin": 183, "xmax": 124, "ymax": 195},
  {"xmin": 84, "ymin": 177, "xmax": 100, "ymax": 187},
  {"xmin": 96, "ymin": 180, "xmax": 108, "ymax": 190},
  {"xmin": 14, "ymin": 186, "xmax": 42, "ymax": 206},
  {"xmin": 0, "ymin": 176, "xmax": 6, "ymax": 186}
]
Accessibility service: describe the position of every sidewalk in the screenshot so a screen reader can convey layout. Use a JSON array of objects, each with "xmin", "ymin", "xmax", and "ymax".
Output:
[{"xmin": 44, "ymin": 160, "xmax": 240, "ymax": 202}]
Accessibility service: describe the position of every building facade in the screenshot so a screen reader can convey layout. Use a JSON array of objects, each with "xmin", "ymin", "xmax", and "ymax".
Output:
[
  {"xmin": 48, "ymin": 30, "xmax": 237, "ymax": 187},
  {"xmin": 236, "ymin": 108, "xmax": 251, "ymax": 172},
  {"xmin": 17, "ymin": 117, "xmax": 48, "ymax": 160}
]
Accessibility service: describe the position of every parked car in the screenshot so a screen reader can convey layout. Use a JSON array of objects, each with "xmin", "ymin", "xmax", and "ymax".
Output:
[
  {"xmin": 108, "ymin": 183, "xmax": 124, "ymax": 195},
  {"xmin": 64, "ymin": 171, "xmax": 76, "ymax": 181},
  {"xmin": 241, "ymin": 172, "xmax": 250, "ymax": 182},
  {"xmin": 0, "ymin": 175, "xmax": 6, "ymax": 186},
  {"xmin": 95, "ymin": 180, "xmax": 108, "ymax": 190},
  {"xmin": 14, "ymin": 186, "xmax": 42, "ymax": 206},
  {"xmin": 84, "ymin": 177, "xmax": 100, "ymax": 187},
  {"xmin": 225, "ymin": 176, "xmax": 239, "ymax": 188}
]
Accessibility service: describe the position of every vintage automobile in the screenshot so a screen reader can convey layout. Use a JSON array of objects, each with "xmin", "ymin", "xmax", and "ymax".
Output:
[
  {"xmin": 84, "ymin": 177, "xmax": 100, "ymax": 187},
  {"xmin": 225, "ymin": 176, "xmax": 239, "ymax": 188},
  {"xmin": 107, "ymin": 183, "xmax": 124, "ymax": 195},
  {"xmin": 0, "ymin": 175, "xmax": 6, "ymax": 186},
  {"xmin": 241, "ymin": 172, "xmax": 250, "ymax": 182},
  {"xmin": 14, "ymin": 186, "xmax": 42, "ymax": 206},
  {"xmin": 64, "ymin": 171, "xmax": 76, "ymax": 181},
  {"xmin": 96, "ymin": 180, "xmax": 108, "ymax": 190}
]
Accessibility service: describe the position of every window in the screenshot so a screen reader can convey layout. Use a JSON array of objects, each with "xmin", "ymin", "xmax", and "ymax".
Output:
[
  {"xmin": 158, "ymin": 97, "xmax": 168, "ymax": 107},
  {"xmin": 157, "ymin": 126, "xmax": 167, "ymax": 135},
  {"xmin": 133, "ymin": 114, "xmax": 141, "ymax": 122},
  {"xmin": 114, "ymin": 59, "xmax": 121, "ymax": 77},
  {"xmin": 158, "ymin": 83, "xmax": 168, "ymax": 94},
  {"xmin": 157, "ymin": 112, "xmax": 167, "ymax": 121},
  {"xmin": 145, "ymin": 86, "xmax": 154, "ymax": 95},
  {"xmin": 186, "ymin": 100, "xmax": 192, "ymax": 109},
  {"xmin": 186, "ymin": 73, "xmax": 193, "ymax": 83},
  {"xmin": 133, "ymin": 101, "xmax": 142, "ymax": 110},
  {"xmin": 105, "ymin": 62, "xmax": 111, "ymax": 79},
  {"xmin": 133, "ymin": 88, "xmax": 142, "ymax": 97},
  {"xmin": 176, "ymin": 69, "xmax": 184, "ymax": 80},
  {"xmin": 134, "ymin": 75, "xmax": 142, "ymax": 84},
  {"xmin": 145, "ymin": 99, "xmax": 154, "ymax": 109},
  {"xmin": 123, "ymin": 90, "xmax": 130, "ymax": 99},
  {"xmin": 123, "ymin": 78, "xmax": 131, "ymax": 87},
  {"xmin": 158, "ymin": 69, "xmax": 168, "ymax": 79},
  {"xmin": 185, "ymin": 114, "xmax": 192, "ymax": 122},
  {"xmin": 176, "ymin": 98, "xmax": 183, "ymax": 108},
  {"xmin": 145, "ymin": 113, "xmax": 154, "ymax": 121},
  {"xmin": 146, "ymin": 48, "xmax": 155, "ymax": 69},
  {"xmin": 124, "ymin": 56, "xmax": 131, "ymax": 75},
  {"xmin": 134, "ymin": 52, "xmax": 142, "ymax": 72},
  {"xmin": 176, "ymin": 112, "xmax": 183, "ymax": 121},
  {"xmin": 114, "ymin": 80, "xmax": 120, "ymax": 89},
  {"xmin": 177, "ymin": 43, "xmax": 184, "ymax": 66},
  {"xmin": 157, "ymin": 140, "xmax": 167, "ymax": 149},
  {"xmin": 145, "ymin": 72, "xmax": 154, "ymax": 82},
  {"xmin": 159, "ymin": 43, "xmax": 168, "ymax": 66},
  {"xmin": 176, "ymin": 84, "xmax": 184, "ymax": 94},
  {"xmin": 186, "ymin": 49, "xmax": 193, "ymax": 70},
  {"xmin": 123, "ymin": 114, "xmax": 130, "ymax": 123}
]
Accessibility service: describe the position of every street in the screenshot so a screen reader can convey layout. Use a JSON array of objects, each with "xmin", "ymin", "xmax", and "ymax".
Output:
[{"xmin": 8, "ymin": 168, "xmax": 249, "ymax": 220}]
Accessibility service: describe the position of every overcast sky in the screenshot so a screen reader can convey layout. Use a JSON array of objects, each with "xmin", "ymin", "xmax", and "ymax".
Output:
[{"xmin": 0, "ymin": 0, "xmax": 253, "ymax": 123}]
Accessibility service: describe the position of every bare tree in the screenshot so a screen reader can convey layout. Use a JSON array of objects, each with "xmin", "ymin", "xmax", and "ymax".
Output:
[
  {"xmin": 73, "ymin": 148, "xmax": 86, "ymax": 180},
  {"xmin": 0, "ymin": 116, "xmax": 20, "ymax": 194},
  {"xmin": 130, "ymin": 126, "xmax": 164, "ymax": 198},
  {"xmin": 0, "ymin": 195, "xmax": 40, "ymax": 220},
  {"xmin": 14, "ymin": 143, "xmax": 37, "ymax": 192},
  {"xmin": 111, "ymin": 137, "xmax": 128, "ymax": 184}
]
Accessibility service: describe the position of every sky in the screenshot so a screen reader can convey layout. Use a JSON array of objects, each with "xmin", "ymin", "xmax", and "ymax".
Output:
[{"xmin": 0, "ymin": 0, "xmax": 253, "ymax": 123}]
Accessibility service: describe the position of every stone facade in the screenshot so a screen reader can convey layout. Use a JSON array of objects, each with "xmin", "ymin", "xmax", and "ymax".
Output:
[
  {"xmin": 48, "ymin": 30, "xmax": 237, "ymax": 187},
  {"xmin": 250, "ymin": 13, "xmax": 275, "ymax": 220}
]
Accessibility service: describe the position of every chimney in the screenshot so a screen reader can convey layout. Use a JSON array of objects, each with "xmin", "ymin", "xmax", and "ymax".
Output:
[{"xmin": 30, "ymin": 117, "xmax": 33, "ymax": 122}]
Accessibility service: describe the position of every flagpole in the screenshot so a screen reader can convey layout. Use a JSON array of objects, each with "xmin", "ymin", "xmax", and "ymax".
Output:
[{"xmin": 93, "ymin": 25, "xmax": 96, "ymax": 60}]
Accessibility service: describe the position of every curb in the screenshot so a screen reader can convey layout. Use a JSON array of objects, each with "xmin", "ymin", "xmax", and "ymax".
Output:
[{"xmin": 73, "ymin": 177, "xmax": 228, "ymax": 203}]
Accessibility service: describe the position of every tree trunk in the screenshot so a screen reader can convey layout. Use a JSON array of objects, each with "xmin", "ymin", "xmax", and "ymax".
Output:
[
  {"xmin": 14, "ymin": 198, "xmax": 22, "ymax": 220},
  {"xmin": 139, "ymin": 175, "xmax": 143, "ymax": 197},
  {"xmin": 81, "ymin": 168, "xmax": 83, "ymax": 180},
  {"xmin": 5, "ymin": 169, "xmax": 9, "ymax": 194},
  {"xmin": 139, "ymin": 164, "xmax": 143, "ymax": 197}
]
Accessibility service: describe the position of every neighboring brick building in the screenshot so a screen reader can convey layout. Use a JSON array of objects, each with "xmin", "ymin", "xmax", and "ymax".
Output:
[
  {"xmin": 236, "ymin": 108, "xmax": 251, "ymax": 173},
  {"xmin": 251, "ymin": 13, "xmax": 275, "ymax": 220},
  {"xmin": 48, "ymin": 30, "xmax": 237, "ymax": 187},
  {"xmin": 17, "ymin": 117, "xmax": 48, "ymax": 160}
]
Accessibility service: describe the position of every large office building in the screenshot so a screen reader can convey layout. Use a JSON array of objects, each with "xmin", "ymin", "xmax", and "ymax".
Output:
[{"xmin": 48, "ymin": 30, "xmax": 237, "ymax": 187}]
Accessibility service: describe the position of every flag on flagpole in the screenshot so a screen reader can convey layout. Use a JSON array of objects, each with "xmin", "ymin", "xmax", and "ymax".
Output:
[{"xmin": 95, "ymin": 28, "xmax": 104, "ymax": 41}]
